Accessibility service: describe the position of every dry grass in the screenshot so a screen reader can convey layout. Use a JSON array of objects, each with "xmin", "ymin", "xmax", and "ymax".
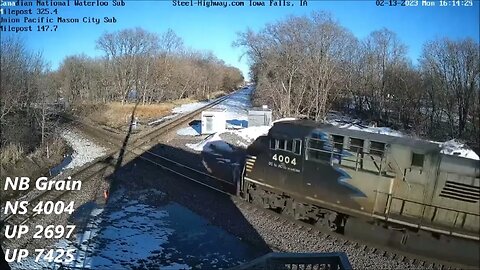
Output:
[
  {"xmin": 1, "ymin": 138, "xmax": 68, "ymax": 202},
  {"xmin": 0, "ymin": 143, "xmax": 24, "ymax": 165},
  {"xmin": 0, "ymin": 139, "xmax": 67, "ymax": 167},
  {"xmin": 92, "ymin": 98, "xmax": 199, "ymax": 129},
  {"xmin": 209, "ymin": 91, "xmax": 226, "ymax": 99},
  {"xmin": 27, "ymin": 138, "xmax": 67, "ymax": 161}
]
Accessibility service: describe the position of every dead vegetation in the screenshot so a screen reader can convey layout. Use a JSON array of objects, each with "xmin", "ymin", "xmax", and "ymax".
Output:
[
  {"xmin": 84, "ymin": 97, "xmax": 200, "ymax": 129},
  {"xmin": 0, "ymin": 138, "xmax": 67, "ymax": 169},
  {"xmin": 0, "ymin": 138, "xmax": 69, "ymax": 201},
  {"xmin": 0, "ymin": 143, "xmax": 24, "ymax": 166},
  {"xmin": 54, "ymin": 28, "xmax": 242, "ymax": 106}
]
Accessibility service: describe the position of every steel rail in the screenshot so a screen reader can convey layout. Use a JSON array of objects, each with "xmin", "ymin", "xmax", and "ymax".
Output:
[
  {"xmin": 125, "ymin": 148, "xmax": 464, "ymax": 269},
  {"xmin": 3, "ymin": 90, "xmax": 460, "ymax": 269},
  {"xmin": 0, "ymin": 93, "xmax": 231, "ymax": 230}
]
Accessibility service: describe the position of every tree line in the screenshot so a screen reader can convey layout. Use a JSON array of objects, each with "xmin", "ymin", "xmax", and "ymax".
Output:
[
  {"xmin": 57, "ymin": 28, "xmax": 243, "ymax": 105},
  {"xmin": 0, "ymin": 27, "xmax": 243, "ymax": 153},
  {"xmin": 235, "ymin": 12, "xmax": 479, "ymax": 150},
  {"xmin": 1, "ymin": 37, "xmax": 51, "ymax": 154}
]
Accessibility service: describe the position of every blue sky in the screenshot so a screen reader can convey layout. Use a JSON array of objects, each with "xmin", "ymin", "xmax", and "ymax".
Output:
[{"xmin": 1, "ymin": 0, "xmax": 479, "ymax": 79}]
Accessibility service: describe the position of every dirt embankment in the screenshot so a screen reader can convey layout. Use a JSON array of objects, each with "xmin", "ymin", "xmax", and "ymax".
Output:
[
  {"xmin": 0, "ymin": 139, "xmax": 71, "ymax": 202},
  {"xmin": 74, "ymin": 98, "xmax": 199, "ymax": 130}
]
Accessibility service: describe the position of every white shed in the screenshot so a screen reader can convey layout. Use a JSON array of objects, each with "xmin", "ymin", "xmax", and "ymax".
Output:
[{"xmin": 201, "ymin": 108, "xmax": 226, "ymax": 134}]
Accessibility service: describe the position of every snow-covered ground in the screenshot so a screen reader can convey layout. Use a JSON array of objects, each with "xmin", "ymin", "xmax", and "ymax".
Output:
[
  {"xmin": 213, "ymin": 87, "xmax": 251, "ymax": 129},
  {"xmin": 179, "ymin": 92, "xmax": 479, "ymax": 160},
  {"xmin": 148, "ymin": 101, "xmax": 209, "ymax": 126},
  {"xmin": 172, "ymin": 101, "xmax": 210, "ymax": 114},
  {"xmin": 326, "ymin": 112, "xmax": 404, "ymax": 137},
  {"xmin": 440, "ymin": 139, "xmax": 480, "ymax": 160},
  {"xmin": 58, "ymin": 189, "xmax": 185, "ymax": 270},
  {"xmin": 176, "ymin": 88, "xmax": 252, "ymax": 137},
  {"xmin": 10, "ymin": 187, "xmax": 259, "ymax": 270},
  {"xmin": 179, "ymin": 87, "xmax": 263, "ymax": 153},
  {"xmin": 10, "ymin": 189, "xmax": 186, "ymax": 270}
]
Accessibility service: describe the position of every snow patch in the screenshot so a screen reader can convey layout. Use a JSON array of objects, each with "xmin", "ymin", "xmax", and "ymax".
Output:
[
  {"xmin": 177, "ymin": 121, "xmax": 201, "ymax": 136},
  {"xmin": 273, "ymin": 117, "xmax": 297, "ymax": 123},
  {"xmin": 440, "ymin": 139, "xmax": 480, "ymax": 160},
  {"xmin": 213, "ymin": 88, "xmax": 252, "ymax": 127},
  {"xmin": 148, "ymin": 101, "xmax": 208, "ymax": 126},
  {"xmin": 183, "ymin": 87, "xmax": 274, "ymax": 152},
  {"xmin": 177, "ymin": 126, "xmax": 200, "ymax": 136},
  {"xmin": 55, "ymin": 189, "xmax": 174, "ymax": 269},
  {"xmin": 172, "ymin": 101, "xmax": 209, "ymax": 114},
  {"xmin": 186, "ymin": 133, "xmax": 234, "ymax": 153},
  {"xmin": 226, "ymin": 126, "xmax": 271, "ymax": 145}
]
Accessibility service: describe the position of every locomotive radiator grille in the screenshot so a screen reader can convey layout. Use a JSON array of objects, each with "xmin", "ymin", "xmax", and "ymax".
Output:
[{"xmin": 439, "ymin": 181, "xmax": 480, "ymax": 203}]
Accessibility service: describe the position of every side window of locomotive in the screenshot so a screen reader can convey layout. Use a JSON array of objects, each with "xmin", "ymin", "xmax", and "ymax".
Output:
[
  {"xmin": 370, "ymin": 141, "xmax": 385, "ymax": 156},
  {"xmin": 286, "ymin": 140, "xmax": 293, "ymax": 152},
  {"xmin": 308, "ymin": 137, "xmax": 322, "ymax": 149},
  {"xmin": 278, "ymin": 139, "xmax": 286, "ymax": 150},
  {"xmin": 411, "ymin": 153, "xmax": 424, "ymax": 167},
  {"xmin": 349, "ymin": 138, "xmax": 364, "ymax": 153},
  {"xmin": 307, "ymin": 138, "xmax": 331, "ymax": 162},
  {"xmin": 293, "ymin": 139, "xmax": 302, "ymax": 155},
  {"xmin": 270, "ymin": 138, "xmax": 276, "ymax": 149},
  {"xmin": 332, "ymin": 135, "xmax": 344, "ymax": 152},
  {"xmin": 270, "ymin": 138, "xmax": 298, "ymax": 154}
]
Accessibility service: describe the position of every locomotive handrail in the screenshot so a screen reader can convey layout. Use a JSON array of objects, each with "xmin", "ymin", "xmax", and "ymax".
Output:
[
  {"xmin": 306, "ymin": 141, "xmax": 393, "ymax": 177},
  {"xmin": 374, "ymin": 191, "xmax": 480, "ymax": 239},
  {"xmin": 374, "ymin": 191, "xmax": 480, "ymax": 217}
]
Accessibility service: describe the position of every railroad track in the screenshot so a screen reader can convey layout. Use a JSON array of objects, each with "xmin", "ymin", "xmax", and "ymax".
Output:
[
  {"xmin": 138, "ymin": 150, "xmax": 236, "ymax": 195},
  {"xmin": 54, "ymin": 124, "xmax": 460, "ymax": 270},
  {"xmin": 1, "ymin": 91, "xmax": 471, "ymax": 269},
  {"xmin": 117, "ymin": 148, "xmax": 471, "ymax": 269},
  {"xmin": 68, "ymin": 96, "xmax": 473, "ymax": 269},
  {"xmin": 61, "ymin": 94, "xmax": 230, "ymax": 149},
  {"xmin": 0, "ymin": 94, "xmax": 230, "ymax": 246}
]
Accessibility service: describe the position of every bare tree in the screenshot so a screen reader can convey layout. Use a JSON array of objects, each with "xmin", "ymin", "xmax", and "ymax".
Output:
[
  {"xmin": 96, "ymin": 27, "xmax": 160, "ymax": 104},
  {"xmin": 0, "ymin": 37, "xmax": 61, "ymax": 155},
  {"xmin": 0, "ymin": 37, "xmax": 32, "ymax": 121},
  {"xmin": 384, "ymin": 62, "xmax": 425, "ymax": 130},
  {"xmin": 160, "ymin": 28, "xmax": 184, "ymax": 55},
  {"xmin": 421, "ymin": 38, "xmax": 480, "ymax": 139},
  {"xmin": 358, "ymin": 29, "xmax": 408, "ymax": 122},
  {"xmin": 236, "ymin": 12, "xmax": 358, "ymax": 120},
  {"xmin": 1, "ymin": 37, "xmax": 46, "ymax": 147}
]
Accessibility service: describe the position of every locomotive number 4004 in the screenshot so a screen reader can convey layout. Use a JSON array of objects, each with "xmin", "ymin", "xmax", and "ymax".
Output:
[{"xmin": 272, "ymin": 154, "xmax": 297, "ymax": 165}]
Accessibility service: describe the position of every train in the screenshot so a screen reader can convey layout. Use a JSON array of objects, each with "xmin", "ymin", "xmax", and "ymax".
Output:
[{"xmin": 239, "ymin": 119, "xmax": 479, "ymax": 263}]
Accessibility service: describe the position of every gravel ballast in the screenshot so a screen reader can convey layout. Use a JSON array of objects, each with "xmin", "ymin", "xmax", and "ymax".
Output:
[
  {"xmin": 118, "ymin": 154, "xmax": 436, "ymax": 269},
  {"xmin": 60, "ymin": 128, "xmax": 108, "ymax": 170}
]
